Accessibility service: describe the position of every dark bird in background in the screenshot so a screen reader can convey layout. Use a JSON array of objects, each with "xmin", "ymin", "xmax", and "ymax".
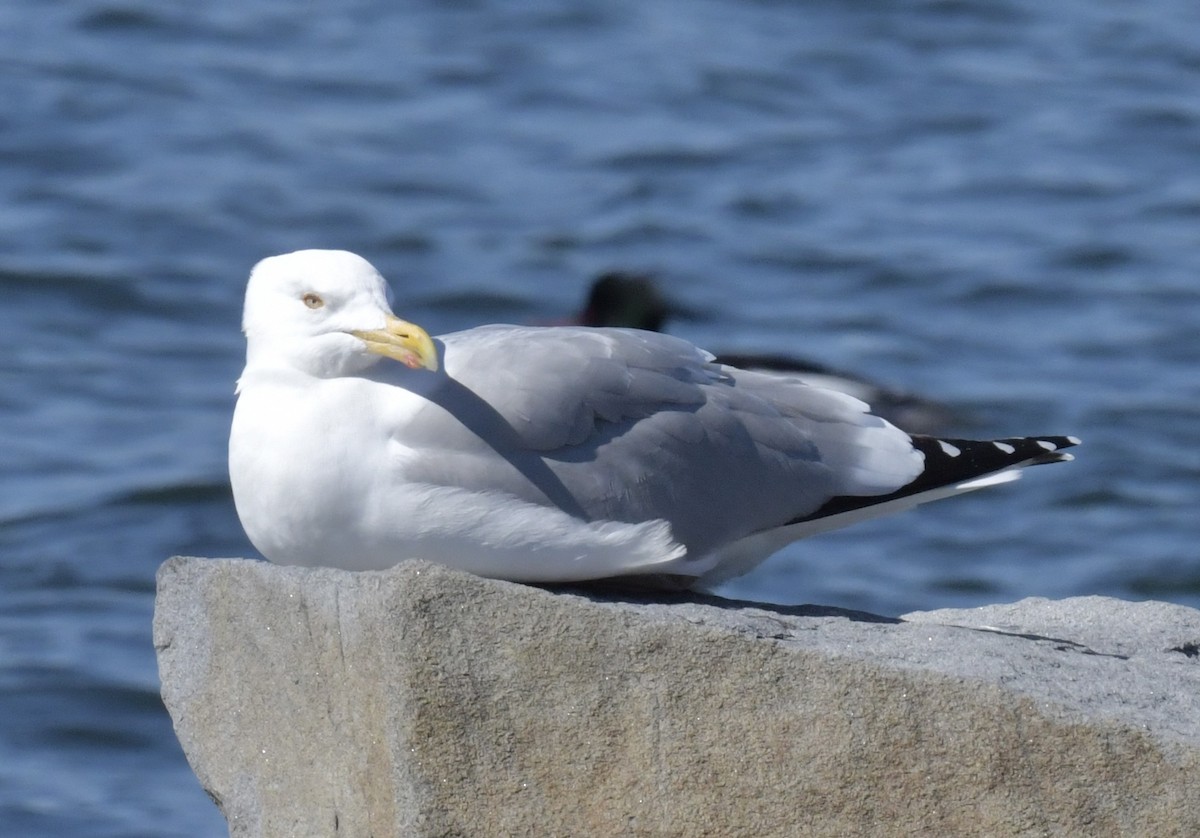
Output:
[{"xmin": 578, "ymin": 271, "xmax": 953, "ymax": 435}]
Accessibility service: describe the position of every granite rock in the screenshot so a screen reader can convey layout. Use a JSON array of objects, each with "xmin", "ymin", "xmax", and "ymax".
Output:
[{"xmin": 154, "ymin": 557, "xmax": 1200, "ymax": 837}]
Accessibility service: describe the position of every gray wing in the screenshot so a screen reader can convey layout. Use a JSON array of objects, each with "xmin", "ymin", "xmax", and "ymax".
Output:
[{"xmin": 392, "ymin": 324, "xmax": 922, "ymax": 557}]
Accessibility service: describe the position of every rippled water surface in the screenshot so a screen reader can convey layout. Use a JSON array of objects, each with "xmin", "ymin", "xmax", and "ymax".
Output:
[{"xmin": 4, "ymin": 1, "xmax": 1200, "ymax": 833}]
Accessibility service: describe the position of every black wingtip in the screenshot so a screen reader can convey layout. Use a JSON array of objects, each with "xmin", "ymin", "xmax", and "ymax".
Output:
[
  {"xmin": 797, "ymin": 434, "xmax": 1079, "ymax": 524},
  {"xmin": 912, "ymin": 433, "xmax": 1079, "ymax": 475}
]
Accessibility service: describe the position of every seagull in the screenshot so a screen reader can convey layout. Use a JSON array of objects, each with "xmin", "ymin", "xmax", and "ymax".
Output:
[
  {"xmin": 229, "ymin": 250, "xmax": 1078, "ymax": 590},
  {"xmin": 578, "ymin": 271, "xmax": 952, "ymax": 434}
]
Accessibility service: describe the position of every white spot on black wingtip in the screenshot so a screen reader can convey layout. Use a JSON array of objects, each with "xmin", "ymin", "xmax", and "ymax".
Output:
[
  {"xmin": 1036, "ymin": 440, "xmax": 1057, "ymax": 451},
  {"xmin": 1059, "ymin": 452, "xmax": 1075, "ymax": 462},
  {"xmin": 1067, "ymin": 435, "xmax": 1082, "ymax": 445},
  {"xmin": 938, "ymin": 440, "xmax": 961, "ymax": 457},
  {"xmin": 993, "ymin": 441, "xmax": 1016, "ymax": 454}
]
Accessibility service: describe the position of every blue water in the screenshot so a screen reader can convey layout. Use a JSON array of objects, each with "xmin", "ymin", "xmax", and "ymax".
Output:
[{"xmin": 4, "ymin": 0, "xmax": 1199, "ymax": 833}]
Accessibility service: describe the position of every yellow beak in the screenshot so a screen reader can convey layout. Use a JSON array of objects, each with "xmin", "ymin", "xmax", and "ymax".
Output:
[{"xmin": 351, "ymin": 315, "xmax": 439, "ymax": 372}]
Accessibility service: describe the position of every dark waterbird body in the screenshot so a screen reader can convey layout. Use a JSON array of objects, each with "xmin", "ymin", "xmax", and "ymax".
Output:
[{"xmin": 579, "ymin": 271, "xmax": 953, "ymax": 434}]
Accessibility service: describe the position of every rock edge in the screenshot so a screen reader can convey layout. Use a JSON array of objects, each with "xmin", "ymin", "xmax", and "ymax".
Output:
[{"xmin": 154, "ymin": 557, "xmax": 1200, "ymax": 837}]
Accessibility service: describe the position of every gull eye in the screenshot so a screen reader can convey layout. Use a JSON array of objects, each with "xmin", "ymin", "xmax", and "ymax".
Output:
[{"xmin": 302, "ymin": 292, "xmax": 325, "ymax": 310}]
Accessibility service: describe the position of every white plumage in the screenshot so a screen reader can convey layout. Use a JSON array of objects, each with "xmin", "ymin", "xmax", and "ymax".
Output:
[{"xmin": 230, "ymin": 249, "xmax": 1077, "ymax": 589}]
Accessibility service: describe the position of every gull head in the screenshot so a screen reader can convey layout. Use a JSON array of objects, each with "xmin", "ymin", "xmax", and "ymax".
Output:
[{"xmin": 241, "ymin": 249, "xmax": 439, "ymax": 378}]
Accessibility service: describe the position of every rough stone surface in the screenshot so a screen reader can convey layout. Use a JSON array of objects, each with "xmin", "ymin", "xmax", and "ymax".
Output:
[{"xmin": 154, "ymin": 557, "xmax": 1200, "ymax": 837}]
